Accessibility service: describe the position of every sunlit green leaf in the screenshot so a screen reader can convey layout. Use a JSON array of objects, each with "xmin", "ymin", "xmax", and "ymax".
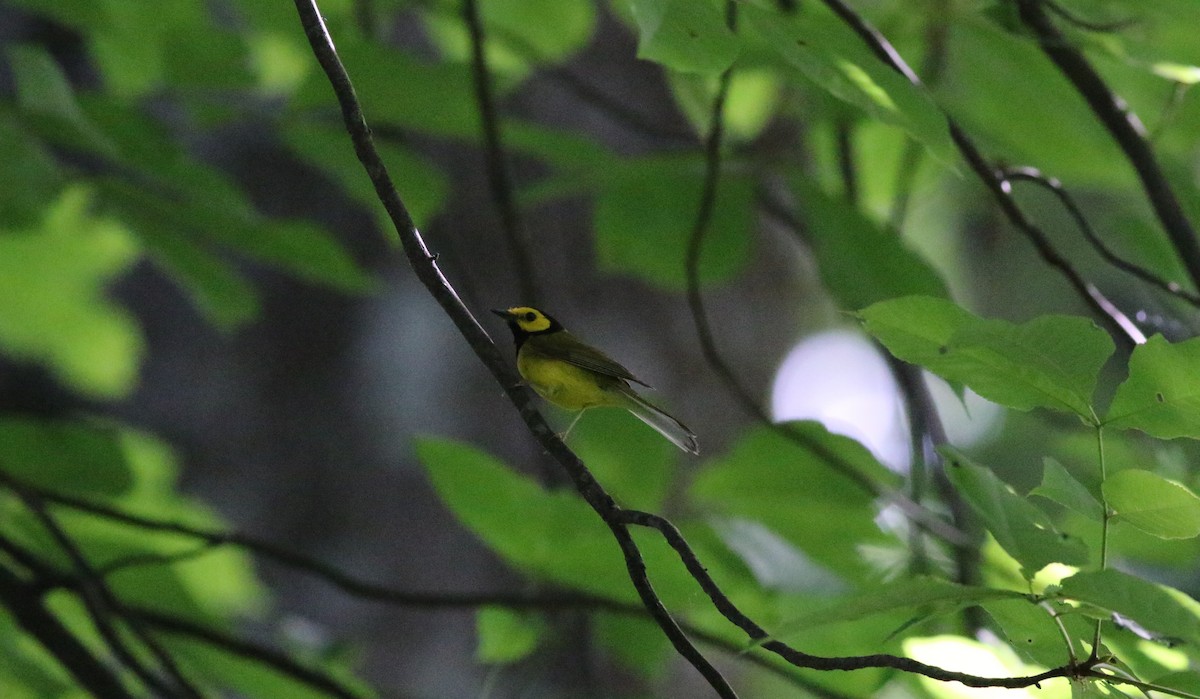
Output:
[
  {"xmin": 1105, "ymin": 334, "xmax": 1200, "ymax": 438},
  {"xmin": 743, "ymin": 3, "xmax": 955, "ymax": 164},
  {"xmin": 0, "ymin": 187, "xmax": 142, "ymax": 397},
  {"xmin": 1059, "ymin": 569, "xmax": 1200, "ymax": 648},
  {"xmin": 629, "ymin": 0, "xmax": 738, "ymax": 75},
  {"xmin": 1104, "ymin": 470, "xmax": 1200, "ymax": 539},
  {"xmin": 861, "ymin": 296, "xmax": 1112, "ymax": 419}
]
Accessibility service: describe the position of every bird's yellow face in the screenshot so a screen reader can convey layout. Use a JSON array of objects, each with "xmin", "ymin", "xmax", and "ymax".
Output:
[{"xmin": 503, "ymin": 306, "xmax": 554, "ymax": 333}]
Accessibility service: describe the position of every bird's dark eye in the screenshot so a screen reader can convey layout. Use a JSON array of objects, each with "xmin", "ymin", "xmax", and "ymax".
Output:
[{"xmin": 524, "ymin": 312, "xmax": 536, "ymax": 322}]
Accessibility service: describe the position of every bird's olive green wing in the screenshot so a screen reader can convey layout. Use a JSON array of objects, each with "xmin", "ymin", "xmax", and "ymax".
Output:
[{"xmin": 529, "ymin": 331, "xmax": 652, "ymax": 387}]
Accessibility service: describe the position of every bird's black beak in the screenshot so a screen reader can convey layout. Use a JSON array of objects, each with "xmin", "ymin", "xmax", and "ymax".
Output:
[{"xmin": 490, "ymin": 308, "xmax": 511, "ymax": 320}]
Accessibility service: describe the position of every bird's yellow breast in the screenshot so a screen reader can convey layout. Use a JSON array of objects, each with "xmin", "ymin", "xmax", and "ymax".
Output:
[{"xmin": 517, "ymin": 348, "xmax": 625, "ymax": 411}]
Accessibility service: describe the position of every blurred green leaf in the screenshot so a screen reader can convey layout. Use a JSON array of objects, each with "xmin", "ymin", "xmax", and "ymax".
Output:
[
  {"xmin": 569, "ymin": 409, "xmax": 675, "ymax": 512},
  {"xmin": 476, "ymin": 608, "xmax": 543, "ymax": 664},
  {"xmin": 423, "ymin": 0, "xmax": 596, "ymax": 75},
  {"xmin": 794, "ymin": 179, "xmax": 949, "ymax": 309},
  {"xmin": 1059, "ymin": 569, "xmax": 1200, "ymax": 648},
  {"xmin": 688, "ymin": 422, "xmax": 896, "ymax": 577},
  {"xmin": 743, "ymin": 3, "xmax": 955, "ymax": 164},
  {"xmin": 416, "ymin": 437, "xmax": 631, "ymax": 598},
  {"xmin": 860, "ymin": 296, "xmax": 1113, "ymax": 419},
  {"xmin": 282, "ymin": 121, "xmax": 448, "ymax": 233},
  {"xmin": 293, "ymin": 42, "xmax": 480, "ymax": 139},
  {"xmin": 1104, "ymin": 470, "xmax": 1200, "ymax": 539},
  {"xmin": 0, "ymin": 117, "xmax": 64, "ymax": 227},
  {"xmin": 0, "ymin": 187, "xmax": 142, "ymax": 397},
  {"xmin": 0, "ymin": 610, "xmax": 75, "ymax": 699},
  {"xmin": 594, "ymin": 155, "xmax": 752, "ymax": 290},
  {"xmin": 629, "ymin": 0, "xmax": 738, "ymax": 75},
  {"xmin": 1031, "ymin": 457, "xmax": 1104, "ymax": 521},
  {"xmin": 0, "ymin": 419, "xmax": 132, "ymax": 496},
  {"xmin": 7, "ymin": 44, "xmax": 116, "ymax": 156},
  {"xmin": 592, "ymin": 615, "xmax": 671, "ymax": 679},
  {"xmin": 771, "ymin": 577, "xmax": 1025, "ymax": 641},
  {"xmin": 166, "ymin": 634, "xmax": 374, "ymax": 699},
  {"xmin": 942, "ymin": 447, "xmax": 1088, "ymax": 577},
  {"xmin": 1104, "ymin": 334, "xmax": 1200, "ymax": 438},
  {"xmin": 938, "ymin": 16, "xmax": 1130, "ymax": 187}
]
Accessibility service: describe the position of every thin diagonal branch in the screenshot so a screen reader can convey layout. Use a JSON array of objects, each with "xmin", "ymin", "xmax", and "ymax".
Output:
[
  {"xmin": 10, "ymin": 483, "xmax": 201, "ymax": 698},
  {"xmin": 816, "ymin": 0, "xmax": 1143, "ymax": 350},
  {"xmin": 127, "ymin": 607, "xmax": 368, "ymax": 699},
  {"xmin": 290, "ymin": 2, "xmax": 735, "ymax": 694},
  {"xmin": 999, "ymin": 166, "xmax": 1200, "ymax": 307},
  {"xmin": 0, "ymin": 556, "xmax": 134, "ymax": 698},
  {"xmin": 464, "ymin": 0, "xmax": 541, "ymax": 305},
  {"xmin": 1014, "ymin": 0, "xmax": 1200, "ymax": 291}
]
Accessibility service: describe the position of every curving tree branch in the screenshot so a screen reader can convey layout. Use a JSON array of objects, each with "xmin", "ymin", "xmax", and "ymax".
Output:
[
  {"xmin": 1000, "ymin": 166, "xmax": 1200, "ymax": 307},
  {"xmin": 1013, "ymin": 0, "xmax": 1200, "ymax": 292}
]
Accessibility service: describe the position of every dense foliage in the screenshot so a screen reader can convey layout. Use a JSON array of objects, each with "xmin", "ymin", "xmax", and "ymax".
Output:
[{"xmin": 3, "ymin": 0, "xmax": 1200, "ymax": 697}]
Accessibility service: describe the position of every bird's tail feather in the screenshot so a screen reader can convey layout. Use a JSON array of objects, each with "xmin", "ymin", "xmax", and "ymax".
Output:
[{"xmin": 620, "ymin": 389, "xmax": 699, "ymax": 455}]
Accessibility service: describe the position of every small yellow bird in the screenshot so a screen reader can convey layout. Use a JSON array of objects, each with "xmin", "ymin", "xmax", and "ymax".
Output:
[{"xmin": 492, "ymin": 306, "xmax": 699, "ymax": 455}]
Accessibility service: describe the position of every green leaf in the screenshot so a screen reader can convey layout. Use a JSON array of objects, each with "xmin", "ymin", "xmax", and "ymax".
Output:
[
  {"xmin": 793, "ymin": 179, "xmax": 949, "ymax": 309},
  {"xmin": 688, "ymin": 422, "xmax": 896, "ymax": 577},
  {"xmin": 743, "ymin": 4, "xmax": 955, "ymax": 164},
  {"xmin": 629, "ymin": 0, "xmax": 739, "ymax": 75},
  {"xmin": 293, "ymin": 42, "xmax": 480, "ymax": 139},
  {"xmin": 476, "ymin": 608, "xmax": 543, "ymax": 664},
  {"xmin": 1059, "ymin": 569, "xmax": 1200, "ymax": 648},
  {"xmin": 0, "ymin": 419, "xmax": 133, "ymax": 496},
  {"xmin": 568, "ymin": 409, "xmax": 675, "ymax": 512},
  {"xmin": 942, "ymin": 448, "xmax": 1088, "ymax": 577},
  {"xmin": 984, "ymin": 598, "xmax": 1081, "ymax": 668},
  {"xmin": 1104, "ymin": 334, "xmax": 1200, "ymax": 438},
  {"xmin": 937, "ymin": 16, "xmax": 1130, "ymax": 188},
  {"xmin": 423, "ymin": 0, "xmax": 596, "ymax": 74},
  {"xmin": 594, "ymin": 155, "xmax": 753, "ymax": 289},
  {"xmin": 1104, "ymin": 470, "xmax": 1200, "ymax": 539},
  {"xmin": 1030, "ymin": 457, "xmax": 1104, "ymax": 521},
  {"xmin": 593, "ymin": 615, "xmax": 671, "ymax": 679},
  {"xmin": 0, "ymin": 117, "xmax": 64, "ymax": 227},
  {"xmin": 772, "ymin": 578, "xmax": 1024, "ymax": 640},
  {"xmin": 860, "ymin": 296, "xmax": 1113, "ymax": 419},
  {"xmin": 282, "ymin": 121, "xmax": 448, "ymax": 232},
  {"xmin": 0, "ymin": 187, "xmax": 142, "ymax": 397},
  {"xmin": 415, "ymin": 437, "xmax": 631, "ymax": 597},
  {"xmin": 7, "ymin": 44, "xmax": 116, "ymax": 156}
]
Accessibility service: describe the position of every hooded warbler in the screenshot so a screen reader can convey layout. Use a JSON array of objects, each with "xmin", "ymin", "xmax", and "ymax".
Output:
[{"xmin": 492, "ymin": 306, "xmax": 699, "ymax": 455}]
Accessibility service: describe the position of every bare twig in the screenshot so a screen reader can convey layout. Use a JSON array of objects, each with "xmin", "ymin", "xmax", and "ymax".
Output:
[
  {"xmin": 1014, "ymin": 0, "xmax": 1200, "ymax": 292},
  {"xmin": 999, "ymin": 166, "xmax": 1200, "ymax": 307}
]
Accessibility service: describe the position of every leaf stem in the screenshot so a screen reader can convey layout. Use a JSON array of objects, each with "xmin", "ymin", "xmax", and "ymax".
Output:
[{"xmin": 1092, "ymin": 424, "xmax": 1110, "ymax": 657}]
